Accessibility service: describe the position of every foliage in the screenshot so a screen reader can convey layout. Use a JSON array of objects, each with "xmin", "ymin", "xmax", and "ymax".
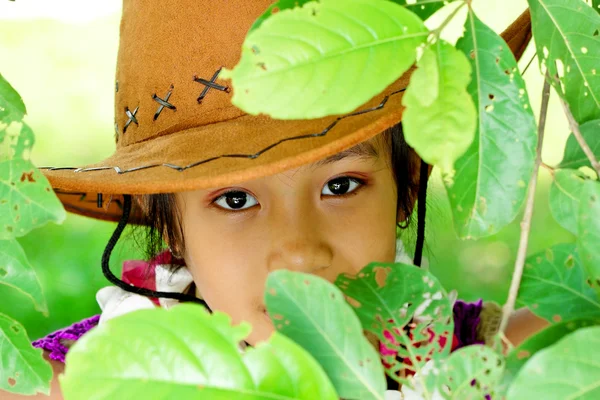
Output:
[
  {"xmin": 61, "ymin": 305, "xmax": 338, "ymax": 400},
  {"xmin": 2, "ymin": 0, "xmax": 600, "ymax": 397},
  {"xmin": 507, "ymin": 326, "xmax": 600, "ymax": 399},
  {"xmin": 0, "ymin": 73, "xmax": 63, "ymax": 395},
  {"xmin": 402, "ymin": 39, "xmax": 477, "ymax": 179}
]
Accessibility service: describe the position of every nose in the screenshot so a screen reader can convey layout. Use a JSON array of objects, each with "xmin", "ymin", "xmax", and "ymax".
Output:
[{"xmin": 266, "ymin": 209, "xmax": 333, "ymax": 274}]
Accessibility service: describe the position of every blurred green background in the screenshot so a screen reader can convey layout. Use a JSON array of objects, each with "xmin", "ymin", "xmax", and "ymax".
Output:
[{"xmin": 0, "ymin": 0, "xmax": 574, "ymax": 340}]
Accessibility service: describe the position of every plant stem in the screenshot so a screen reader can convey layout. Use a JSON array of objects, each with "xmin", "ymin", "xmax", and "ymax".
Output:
[
  {"xmin": 431, "ymin": 1, "xmax": 467, "ymax": 38},
  {"xmin": 558, "ymin": 96, "xmax": 600, "ymax": 178},
  {"xmin": 499, "ymin": 72, "xmax": 551, "ymax": 334}
]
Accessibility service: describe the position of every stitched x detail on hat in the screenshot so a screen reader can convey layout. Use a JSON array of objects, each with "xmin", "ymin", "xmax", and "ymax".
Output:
[
  {"xmin": 152, "ymin": 85, "xmax": 177, "ymax": 121},
  {"xmin": 123, "ymin": 106, "xmax": 139, "ymax": 133},
  {"xmin": 193, "ymin": 68, "xmax": 230, "ymax": 104}
]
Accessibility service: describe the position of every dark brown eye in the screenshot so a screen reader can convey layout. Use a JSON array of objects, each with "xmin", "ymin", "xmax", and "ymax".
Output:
[
  {"xmin": 214, "ymin": 191, "xmax": 258, "ymax": 210},
  {"xmin": 322, "ymin": 177, "xmax": 362, "ymax": 196}
]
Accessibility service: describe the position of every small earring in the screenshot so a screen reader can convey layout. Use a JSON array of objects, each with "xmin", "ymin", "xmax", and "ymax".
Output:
[
  {"xmin": 168, "ymin": 246, "xmax": 182, "ymax": 259},
  {"xmin": 397, "ymin": 217, "xmax": 410, "ymax": 229}
]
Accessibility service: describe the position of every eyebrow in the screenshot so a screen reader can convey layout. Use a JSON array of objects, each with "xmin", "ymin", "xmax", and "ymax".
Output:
[{"xmin": 310, "ymin": 140, "xmax": 379, "ymax": 168}]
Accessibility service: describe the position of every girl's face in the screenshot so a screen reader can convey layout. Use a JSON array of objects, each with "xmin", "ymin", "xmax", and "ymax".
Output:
[{"xmin": 177, "ymin": 135, "xmax": 399, "ymax": 345}]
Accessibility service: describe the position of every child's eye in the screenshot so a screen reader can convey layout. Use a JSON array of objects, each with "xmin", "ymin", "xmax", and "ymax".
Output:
[
  {"xmin": 214, "ymin": 191, "xmax": 258, "ymax": 211},
  {"xmin": 321, "ymin": 177, "xmax": 364, "ymax": 196}
]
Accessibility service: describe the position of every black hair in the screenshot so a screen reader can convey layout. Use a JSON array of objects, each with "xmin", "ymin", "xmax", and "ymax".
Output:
[{"xmin": 102, "ymin": 121, "xmax": 428, "ymax": 303}]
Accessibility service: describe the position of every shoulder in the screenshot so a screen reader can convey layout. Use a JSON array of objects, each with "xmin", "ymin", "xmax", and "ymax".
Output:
[{"xmin": 504, "ymin": 307, "xmax": 548, "ymax": 346}]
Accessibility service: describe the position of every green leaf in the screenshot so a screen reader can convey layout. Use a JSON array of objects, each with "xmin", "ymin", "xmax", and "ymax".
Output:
[
  {"xmin": 517, "ymin": 243, "xmax": 600, "ymax": 323},
  {"xmin": 447, "ymin": 11, "xmax": 537, "ymax": 239},
  {"xmin": 0, "ymin": 74, "xmax": 26, "ymax": 124},
  {"xmin": 266, "ymin": 270, "xmax": 386, "ymax": 400},
  {"xmin": 335, "ymin": 262, "xmax": 453, "ymax": 392},
  {"xmin": 0, "ymin": 158, "xmax": 66, "ymax": 239},
  {"xmin": 578, "ymin": 179, "xmax": 600, "ymax": 286},
  {"xmin": 558, "ymin": 119, "xmax": 600, "ymax": 171},
  {"xmin": 61, "ymin": 304, "xmax": 338, "ymax": 400},
  {"xmin": 221, "ymin": 0, "xmax": 428, "ymax": 119},
  {"xmin": 528, "ymin": 0, "xmax": 600, "ymax": 124},
  {"xmin": 507, "ymin": 326, "xmax": 600, "ymax": 400},
  {"xmin": 432, "ymin": 345, "xmax": 504, "ymax": 400},
  {"xmin": 402, "ymin": 40, "xmax": 477, "ymax": 178},
  {"xmin": 549, "ymin": 169, "xmax": 588, "ymax": 234},
  {"xmin": 504, "ymin": 318, "xmax": 599, "ymax": 388},
  {"xmin": 0, "ymin": 313, "xmax": 52, "ymax": 396},
  {"xmin": 0, "ymin": 239, "xmax": 47, "ymax": 314}
]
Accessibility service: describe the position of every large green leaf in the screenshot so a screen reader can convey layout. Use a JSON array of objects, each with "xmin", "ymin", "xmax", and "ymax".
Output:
[
  {"xmin": 548, "ymin": 169, "xmax": 587, "ymax": 234},
  {"xmin": 221, "ymin": 0, "xmax": 428, "ymax": 119},
  {"xmin": 503, "ymin": 318, "xmax": 599, "ymax": 389},
  {"xmin": 61, "ymin": 304, "xmax": 338, "ymax": 400},
  {"xmin": 334, "ymin": 262, "xmax": 453, "ymax": 392},
  {"xmin": 0, "ymin": 239, "xmax": 46, "ymax": 314},
  {"xmin": 431, "ymin": 345, "xmax": 504, "ymax": 400},
  {"xmin": 507, "ymin": 326, "xmax": 600, "ymax": 399},
  {"xmin": 578, "ymin": 179, "xmax": 600, "ymax": 286},
  {"xmin": 558, "ymin": 119, "xmax": 600, "ymax": 171},
  {"xmin": 265, "ymin": 270, "xmax": 386, "ymax": 400},
  {"xmin": 402, "ymin": 40, "xmax": 477, "ymax": 178},
  {"xmin": 0, "ymin": 158, "xmax": 66, "ymax": 239},
  {"xmin": 0, "ymin": 313, "xmax": 52, "ymax": 396},
  {"xmin": 528, "ymin": 0, "xmax": 600, "ymax": 124},
  {"xmin": 447, "ymin": 11, "xmax": 537, "ymax": 239},
  {"xmin": 517, "ymin": 243, "xmax": 600, "ymax": 322},
  {"xmin": 0, "ymin": 74, "xmax": 26, "ymax": 124}
]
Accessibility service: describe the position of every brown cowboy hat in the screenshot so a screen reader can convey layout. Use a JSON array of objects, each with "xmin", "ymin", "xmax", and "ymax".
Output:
[{"xmin": 40, "ymin": 0, "xmax": 532, "ymax": 223}]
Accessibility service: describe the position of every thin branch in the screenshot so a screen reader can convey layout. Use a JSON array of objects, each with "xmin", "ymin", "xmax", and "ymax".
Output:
[
  {"xmin": 500, "ymin": 71, "xmax": 551, "ymax": 334},
  {"xmin": 558, "ymin": 95, "xmax": 600, "ymax": 178},
  {"xmin": 431, "ymin": 1, "xmax": 467, "ymax": 38}
]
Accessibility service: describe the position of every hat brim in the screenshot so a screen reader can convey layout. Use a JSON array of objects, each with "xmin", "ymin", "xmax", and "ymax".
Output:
[
  {"xmin": 44, "ymin": 74, "xmax": 409, "ymax": 223},
  {"xmin": 42, "ymin": 9, "xmax": 532, "ymax": 224}
]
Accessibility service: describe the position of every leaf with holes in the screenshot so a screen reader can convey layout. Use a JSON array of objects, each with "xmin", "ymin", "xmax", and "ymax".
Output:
[
  {"xmin": 516, "ymin": 243, "xmax": 600, "ymax": 323},
  {"xmin": 1, "ymin": 121, "xmax": 35, "ymax": 164},
  {"xmin": 0, "ymin": 239, "xmax": 46, "ymax": 314},
  {"xmin": 0, "ymin": 313, "xmax": 52, "ymax": 395},
  {"xmin": 424, "ymin": 345, "xmax": 504, "ymax": 400},
  {"xmin": 0, "ymin": 74, "xmax": 26, "ymax": 125},
  {"xmin": 446, "ymin": 11, "xmax": 537, "ymax": 239},
  {"xmin": 61, "ymin": 304, "xmax": 338, "ymax": 400},
  {"xmin": 335, "ymin": 263, "xmax": 453, "ymax": 392},
  {"xmin": 221, "ymin": 0, "xmax": 428, "ymax": 119},
  {"xmin": 402, "ymin": 40, "xmax": 477, "ymax": 179},
  {"xmin": 502, "ymin": 318, "xmax": 599, "ymax": 392},
  {"xmin": 549, "ymin": 169, "xmax": 588, "ymax": 234},
  {"xmin": 388, "ymin": 0, "xmax": 450, "ymax": 21},
  {"xmin": 507, "ymin": 326, "xmax": 600, "ymax": 399},
  {"xmin": 266, "ymin": 270, "xmax": 386, "ymax": 400},
  {"xmin": 558, "ymin": 119, "xmax": 600, "ymax": 171},
  {"xmin": 528, "ymin": 0, "xmax": 600, "ymax": 124},
  {"xmin": 578, "ymin": 179, "xmax": 600, "ymax": 287},
  {"xmin": 0, "ymin": 159, "xmax": 66, "ymax": 239},
  {"xmin": 593, "ymin": 0, "xmax": 600, "ymax": 14}
]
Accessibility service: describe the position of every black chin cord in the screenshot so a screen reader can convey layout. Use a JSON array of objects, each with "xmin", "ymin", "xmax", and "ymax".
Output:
[
  {"xmin": 101, "ymin": 194, "xmax": 209, "ymax": 307},
  {"xmin": 413, "ymin": 160, "xmax": 428, "ymax": 267}
]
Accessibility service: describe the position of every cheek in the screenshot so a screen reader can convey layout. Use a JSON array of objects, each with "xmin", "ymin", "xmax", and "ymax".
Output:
[{"xmin": 329, "ymin": 183, "xmax": 398, "ymax": 271}]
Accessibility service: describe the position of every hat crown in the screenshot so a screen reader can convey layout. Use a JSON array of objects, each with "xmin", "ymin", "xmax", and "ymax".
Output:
[{"xmin": 114, "ymin": 0, "xmax": 272, "ymax": 147}]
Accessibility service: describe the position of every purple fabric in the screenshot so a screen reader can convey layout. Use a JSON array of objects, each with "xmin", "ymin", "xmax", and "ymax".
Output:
[
  {"xmin": 32, "ymin": 315, "xmax": 100, "ymax": 363},
  {"xmin": 453, "ymin": 299, "xmax": 484, "ymax": 349}
]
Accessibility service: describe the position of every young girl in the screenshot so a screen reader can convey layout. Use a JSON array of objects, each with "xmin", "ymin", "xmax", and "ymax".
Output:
[{"xmin": 11, "ymin": 0, "xmax": 546, "ymax": 398}]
